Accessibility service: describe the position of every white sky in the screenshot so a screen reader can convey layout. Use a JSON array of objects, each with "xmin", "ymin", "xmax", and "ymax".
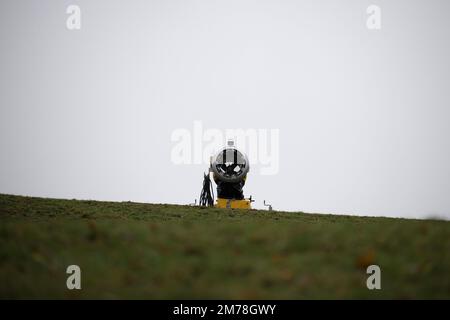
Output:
[{"xmin": 1, "ymin": 0, "xmax": 449, "ymax": 219}]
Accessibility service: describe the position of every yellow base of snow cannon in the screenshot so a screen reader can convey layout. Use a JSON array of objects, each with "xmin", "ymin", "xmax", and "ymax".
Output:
[{"xmin": 215, "ymin": 198, "xmax": 252, "ymax": 209}]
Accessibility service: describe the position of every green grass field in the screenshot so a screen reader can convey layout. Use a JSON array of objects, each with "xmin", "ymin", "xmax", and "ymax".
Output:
[{"xmin": 0, "ymin": 193, "xmax": 449, "ymax": 299}]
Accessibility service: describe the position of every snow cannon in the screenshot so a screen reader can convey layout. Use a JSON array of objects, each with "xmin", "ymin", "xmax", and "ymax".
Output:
[{"xmin": 199, "ymin": 140, "xmax": 253, "ymax": 209}]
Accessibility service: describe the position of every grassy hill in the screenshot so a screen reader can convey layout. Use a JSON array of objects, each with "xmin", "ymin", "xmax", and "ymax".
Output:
[{"xmin": 0, "ymin": 193, "xmax": 449, "ymax": 299}]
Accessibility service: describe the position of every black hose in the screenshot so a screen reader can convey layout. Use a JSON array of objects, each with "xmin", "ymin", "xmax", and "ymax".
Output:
[{"xmin": 199, "ymin": 172, "xmax": 214, "ymax": 207}]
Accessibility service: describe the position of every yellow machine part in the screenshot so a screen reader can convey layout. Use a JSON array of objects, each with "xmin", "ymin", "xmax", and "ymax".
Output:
[{"xmin": 215, "ymin": 198, "xmax": 252, "ymax": 209}]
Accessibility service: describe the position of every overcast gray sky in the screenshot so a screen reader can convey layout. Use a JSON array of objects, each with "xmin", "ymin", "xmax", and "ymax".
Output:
[{"xmin": 1, "ymin": 0, "xmax": 449, "ymax": 219}]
